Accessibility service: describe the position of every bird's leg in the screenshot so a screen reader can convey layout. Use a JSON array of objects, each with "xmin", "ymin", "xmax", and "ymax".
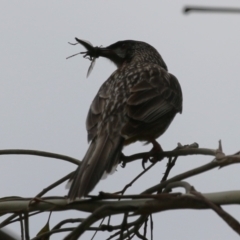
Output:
[
  {"xmin": 142, "ymin": 139, "xmax": 163, "ymax": 168},
  {"xmin": 149, "ymin": 139, "xmax": 163, "ymax": 163},
  {"xmin": 150, "ymin": 139, "xmax": 162, "ymax": 151}
]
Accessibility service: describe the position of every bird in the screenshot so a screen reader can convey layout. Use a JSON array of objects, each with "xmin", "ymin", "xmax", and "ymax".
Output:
[{"xmin": 68, "ymin": 38, "xmax": 183, "ymax": 200}]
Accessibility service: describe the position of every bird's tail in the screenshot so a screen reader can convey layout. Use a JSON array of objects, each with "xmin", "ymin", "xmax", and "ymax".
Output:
[{"xmin": 68, "ymin": 134, "xmax": 124, "ymax": 200}]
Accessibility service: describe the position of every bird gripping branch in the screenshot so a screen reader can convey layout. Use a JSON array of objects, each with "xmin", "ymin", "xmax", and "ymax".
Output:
[{"xmin": 68, "ymin": 38, "xmax": 183, "ymax": 200}]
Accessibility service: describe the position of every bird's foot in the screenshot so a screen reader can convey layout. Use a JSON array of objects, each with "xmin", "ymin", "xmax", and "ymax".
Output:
[
  {"xmin": 141, "ymin": 139, "xmax": 163, "ymax": 168},
  {"xmin": 149, "ymin": 139, "xmax": 163, "ymax": 163},
  {"xmin": 120, "ymin": 153, "xmax": 127, "ymax": 168},
  {"xmin": 142, "ymin": 155, "xmax": 150, "ymax": 169}
]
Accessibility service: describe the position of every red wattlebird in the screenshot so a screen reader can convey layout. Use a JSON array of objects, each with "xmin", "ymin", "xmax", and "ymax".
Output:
[{"xmin": 68, "ymin": 38, "xmax": 183, "ymax": 200}]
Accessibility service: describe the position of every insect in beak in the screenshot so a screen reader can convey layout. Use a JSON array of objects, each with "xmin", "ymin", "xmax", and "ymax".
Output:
[{"xmin": 67, "ymin": 38, "xmax": 100, "ymax": 77}]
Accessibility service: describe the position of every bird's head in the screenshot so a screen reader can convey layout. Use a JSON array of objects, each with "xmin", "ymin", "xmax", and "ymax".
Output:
[
  {"xmin": 97, "ymin": 40, "xmax": 168, "ymax": 70},
  {"xmin": 75, "ymin": 38, "xmax": 168, "ymax": 70}
]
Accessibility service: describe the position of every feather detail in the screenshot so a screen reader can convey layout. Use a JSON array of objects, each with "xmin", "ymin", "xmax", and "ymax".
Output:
[{"xmin": 68, "ymin": 134, "xmax": 124, "ymax": 200}]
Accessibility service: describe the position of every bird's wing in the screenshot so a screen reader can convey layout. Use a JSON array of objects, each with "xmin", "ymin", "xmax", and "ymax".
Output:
[
  {"xmin": 68, "ymin": 132, "xmax": 123, "ymax": 199},
  {"xmin": 69, "ymin": 78, "xmax": 125, "ymax": 199},
  {"xmin": 86, "ymin": 82, "xmax": 110, "ymax": 142},
  {"xmin": 122, "ymin": 67, "xmax": 182, "ymax": 138}
]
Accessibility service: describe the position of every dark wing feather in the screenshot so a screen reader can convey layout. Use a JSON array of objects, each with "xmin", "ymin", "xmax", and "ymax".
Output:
[
  {"xmin": 122, "ymin": 67, "xmax": 182, "ymax": 139},
  {"xmin": 68, "ymin": 134, "xmax": 123, "ymax": 199},
  {"xmin": 69, "ymin": 79, "xmax": 124, "ymax": 199},
  {"xmin": 86, "ymin": 83, "xmax": 110, "ymax": 142}
]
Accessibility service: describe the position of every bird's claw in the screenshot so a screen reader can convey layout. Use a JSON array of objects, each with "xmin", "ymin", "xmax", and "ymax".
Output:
[
  {"xmin": 141, "ymin": 156, "xmax": 149, "ymax": 169},
  {"xmin": 120, "ymin": 153, "xmax": 126, "ymax": 168}
]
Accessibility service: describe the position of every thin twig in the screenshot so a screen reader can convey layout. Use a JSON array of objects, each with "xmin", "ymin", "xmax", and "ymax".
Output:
[
  {"xmin": 90, "ymin": 217, "xmax": 105, "ymax": 240},
  {"xmin": 52, "ymin": 218, "xmax": 84, "ymax": 230},
  {"xmin": 35, "ymin": 171, "xmax": 74, "ymax": 198},
  {"xmin": 163, "ymin": 181, "xmax": 192, "ymax": 193},
  {"xmin": 106, "ymin": 229, "xmax": 123, "ymax": 240},
  {"xmin": 120, "ymin": 213, "xmax": 128, "ymax": 240},
  {"xmin": 20, "ymin": 214, "xmax": 24, "ymax": 240},
  {"xmin": 115, "ymin": 162, "xmax": 156, "ymax": 196},
  {"xmin": 34, "ymin": 223, "xmax": 136, "ymax": 240},
  {"xmin": 115, "ymin": 216, "xmax": 147, "ymax": 240},
  {"xmin": 135, "ymin": 230, "xmax": 148, "ymax": 240},
  {"xmin": 24, "ymin": 213, "xmax": 29, "ymax": 240},
  {"xmin": 150, "ymin": 214, "xmax": 153, "ymax": 240},
  {"xmin": 105, "ymin": 216, "xmax": 147, "ymax": 240},
  {"xmin": 63, "ymin": 205, "xmax": 139, "ymax": 240},
  {"xmin": 142, "ymin": 155, "xmax": 221, "ymax": 194},
  {"xmin": 1, "ymin": 211, "xmax": 42, "ymax": 228},
  {"xmin": 0, "ymin": 149, "xmax": 80, "ymax": 165},
  {"xmin": 157, "ymin": 155, "xmax": 178, "ymax": 195},
  {"xmin": 161, "ymin": 157, "xmax": 178, "ymax": 183},
  {"xmin": 31, "ymin": 228, "xmax": 75, "ymax": 240},
  {"xmin": 143, "ymin": 216, "xmax": 148, "ymax": 238},
  {"xmin": 143, "ymin": 153, "xmax": 240, "ymax": 194},
  {"xmin": 143, "ymin": 164, "xmax": 212, "ymax": 194},
  {"xmin": 0, "ymin": 214, "xmax": 18, "ymax": 229}
]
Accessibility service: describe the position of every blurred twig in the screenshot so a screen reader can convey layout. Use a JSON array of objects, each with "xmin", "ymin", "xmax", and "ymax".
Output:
[{"xmin": 184, "ymin": 6, "xmax": 240, "ymax": 14}]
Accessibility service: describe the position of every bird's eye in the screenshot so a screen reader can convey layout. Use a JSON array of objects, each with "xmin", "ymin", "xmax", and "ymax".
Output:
[{"xmin": 121, "ymin": 43, "xmax": 126, "ymax": 49}]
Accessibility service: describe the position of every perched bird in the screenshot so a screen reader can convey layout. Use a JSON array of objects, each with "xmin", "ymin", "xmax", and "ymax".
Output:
[{"xmin": 68, "ymin": 38, "xmax": 183, "ymax": 200}]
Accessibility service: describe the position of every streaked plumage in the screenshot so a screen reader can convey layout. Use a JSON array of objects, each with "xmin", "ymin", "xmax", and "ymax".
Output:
[{"xmin": 68, "ymin": 39, "xmax": 183, "ymax": 200}]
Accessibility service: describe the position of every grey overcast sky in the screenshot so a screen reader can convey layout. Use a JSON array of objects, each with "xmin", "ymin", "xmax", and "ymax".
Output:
[{"xmin": 1, "ymin": 0, "xmax": 240, "ymax": 239}]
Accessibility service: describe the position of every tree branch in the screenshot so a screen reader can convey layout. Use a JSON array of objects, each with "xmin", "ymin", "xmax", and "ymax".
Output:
[
  {"xmin": 0, "ymin": 149, "xmax": 80, "ymax": 165},
  {"xmin": 121, "ymin": 145, "xmax": 216, "ymax": 165},
  {"xmin": 142, "ymin": 153, "xmax": 240, "ymax": 194}
]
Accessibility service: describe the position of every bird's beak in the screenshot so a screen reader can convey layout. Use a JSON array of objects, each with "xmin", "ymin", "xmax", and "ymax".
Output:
[
  {"xmin": 75, "ymin": 38, "xmax": 113, "ymax": 58},
  {"xmin": 75, "ymin": 38, "xmax": 124, "ymax": 67},
  {"xmin": 95, "ymin": 46, "xmax": 124, "ymax": 67}
]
